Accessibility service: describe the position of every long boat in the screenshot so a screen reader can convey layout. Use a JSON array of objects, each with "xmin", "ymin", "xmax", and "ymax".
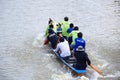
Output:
[
  {"xmin": 50, "ymin": 47, "xmax": 87, "ymax": 75},
  {"xmin": 45, "ymin": 19, "xmax": 102, "ymax": 77}
]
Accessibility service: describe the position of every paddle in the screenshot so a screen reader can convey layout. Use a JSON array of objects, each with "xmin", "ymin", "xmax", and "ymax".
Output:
[
  {"xmin": 44, "ymin": 39, "xmax": 49, "ymax": 45},
  {"xmin": 90, "ymin": 65, "xmax": 102, "ymax": 74}
]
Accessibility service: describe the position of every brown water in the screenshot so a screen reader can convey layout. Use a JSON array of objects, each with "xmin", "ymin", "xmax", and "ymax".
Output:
[{"xmin": 0, "ymin": 0, "xmax": 120, "ymax": 80}]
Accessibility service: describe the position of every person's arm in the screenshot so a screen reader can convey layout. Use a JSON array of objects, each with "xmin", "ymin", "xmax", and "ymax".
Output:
[
  {"xmin": 69, "ymin": 32, "xmax": 72, "ymax": 37},
  {"xmin": 85, "ymin": 53, "xmax": 91, "ymax": 65},
  {"xmin": 74, "ymin": 38, "xmax": 77, "ymax": 52},
  {"xmin": 54, "ymin": 44, "xmax": 59, "ymax": 52},
  {"xmin": 83, "ymin": 40, "xmax": 86, "ymax": 51},
  {"xmin": 45, "ymin": 25, "xmax": 49, "ymax": 37}
]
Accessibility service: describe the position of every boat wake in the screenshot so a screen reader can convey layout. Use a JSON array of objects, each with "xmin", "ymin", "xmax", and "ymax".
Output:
[
  {"xmin": 32, "ymin": 33, "xmax": 45, "ymax": 48},
  {"xmin": 51, "ymin": 72, "xmax": 90, "ymax": 80}
]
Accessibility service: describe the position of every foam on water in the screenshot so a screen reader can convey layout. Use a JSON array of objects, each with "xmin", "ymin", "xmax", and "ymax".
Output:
[
  {"xmin": 51, "ymin": 72, "xmax": 91, "ymax": 80},
  {"xmin": 32, "ymin": 33, "xmax": 45, "ymax": 48},
  {"xmin": 51, "ymin": 73, "xmax": 72, "ymax": 80}
]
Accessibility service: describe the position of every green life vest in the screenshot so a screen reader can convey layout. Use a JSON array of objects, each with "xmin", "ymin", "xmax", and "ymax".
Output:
[
  {"xmin": 45, "ymin": 22, "xmax": 57, "ymax": 37},
  {"xmin": 52, "ymin": 22, "xmax": 57, "ymax": 33},
  {"xmin": 45, "ymin": 25, "xmax": 49, "ymax": 37},
  {"xmin": 69, "ymin": 30, "xmax": 79, "ymax": 45},
  {"xmin": 61, "ymin": 20, "xmax": 70, "ymax": 37}
]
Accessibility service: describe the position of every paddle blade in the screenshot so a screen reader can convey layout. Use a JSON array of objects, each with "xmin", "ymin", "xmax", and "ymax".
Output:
[
  {"xmin": 90, "ymin": 65, "xmax": 102, "ymax": 74},
  {"xmin": 44, "ymin": 39, "xmax": 49, "ymax": 45}
]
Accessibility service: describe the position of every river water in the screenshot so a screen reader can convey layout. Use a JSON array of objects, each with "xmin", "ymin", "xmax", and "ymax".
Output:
[{"xmin": 0, "ymin": 0, "xmax": 120, "ymax": 80}]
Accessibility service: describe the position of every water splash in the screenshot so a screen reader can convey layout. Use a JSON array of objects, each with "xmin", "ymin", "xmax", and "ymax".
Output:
[
  {"xmin": 99, "ymin": 71, "xmax": 120, "ymax": 80},
  {"xmin": 51, "ymin": 72, "xmax": 90, "ymax": 80},
  {"xmin": 32, "ymin": 33, "xmax": 45, "ymax": 48},
  {"xmin": 51, "ymin": 72, "xmax": 73, "ymax": 80}
]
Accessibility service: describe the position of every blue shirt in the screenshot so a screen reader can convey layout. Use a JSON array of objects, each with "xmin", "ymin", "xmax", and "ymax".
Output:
[
  {"xmin": 74, "ymin": 38, "xmax": 86, "ymax": 52},
  {"xmin": 67, "ymin": 28, "xmax": 73, "ymax": 33},
  {"xmin": 57, "ymin": 27, "xmax": 62, "ymax": 33}
]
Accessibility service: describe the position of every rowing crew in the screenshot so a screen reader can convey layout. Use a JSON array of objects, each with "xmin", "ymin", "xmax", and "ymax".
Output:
[{"xmin": 45, "ymin": 17, "xmax": 91, "ymax": 71}]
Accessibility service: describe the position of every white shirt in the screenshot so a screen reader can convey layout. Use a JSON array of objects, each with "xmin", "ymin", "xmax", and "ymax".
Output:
[{"xmin": 54, "ymin": 40, "xmax": 71, "ymax": 57}]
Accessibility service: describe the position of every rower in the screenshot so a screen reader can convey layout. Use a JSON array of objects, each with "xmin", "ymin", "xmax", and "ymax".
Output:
[
  {"xmin": 56, "ymin": 23, "xmax": 62, "ymax": 36},
  {"xmin": 69, "ymin": 26, "xmax": 79, "ymax": 50},
  {"xmin": 74, "ymin": 32, "xmax": 86, "ymax": 52},
  {"xmin": 73, "ymin": 46, "xmax": 91, "ymax": 70},
  {"xmin": 45, "ymin": 18, "xmax": 57, "ymax": 37},
  {"xmin": 61, "ymin": 17, "xmax": 70, "ymax": 40},
  {"xmin": 67, "ymin": 23, "xmax": 74, "ymax": 45},
  {"xmin": 47, "ymin": 24, "xmax": 58, "ymax": 49},
  {"xmin": 54, "ymin": 37, "xmax": 71, "ymax": 62}
]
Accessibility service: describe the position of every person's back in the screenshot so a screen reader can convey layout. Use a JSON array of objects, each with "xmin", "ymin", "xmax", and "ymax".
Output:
[
  {"xmin": 69, "ymin": 26, "xmax": 79, "ymax": 45},
  {"xmin": 56, "ymin": 23, "xmax": 62, "ymax": 35},
  {"xmin": 48, "ymin": 34, "xmax": 58, "ymax": 49},
  {"xmin": 67, "ymin": 23, "xmax": 74, "ymax": 33},
  {"xmin": 45, "ymin": 18, "xmax": 57, "ymax": 37},
  {"xmin": 58, "ymin": 40, "xmax": 71, "ymax": 57},
  {"xmin": 67, "ymin": 23, "xmax": 74, "ymax": 44},
  {"xmin": 69, "ymin": 26, "xmax": 79, "ymax": 50},
  {"xmin": 73, "ymin": 46, "xmax": 91, "ymax": 70},
  {"xmin": 61, "ymin": 17, "xmax": 70, "ymax": 39},
  {"xmin": 47, "ymin": 25, "xmax": 58, "ymax": 49},
  {"xmin": 54, "ymin": 37, "xmax": 71, "ymax": 60},
  {"xmin": 74, "ymin": 32, "xmax": 86, "ymax": 52}
]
